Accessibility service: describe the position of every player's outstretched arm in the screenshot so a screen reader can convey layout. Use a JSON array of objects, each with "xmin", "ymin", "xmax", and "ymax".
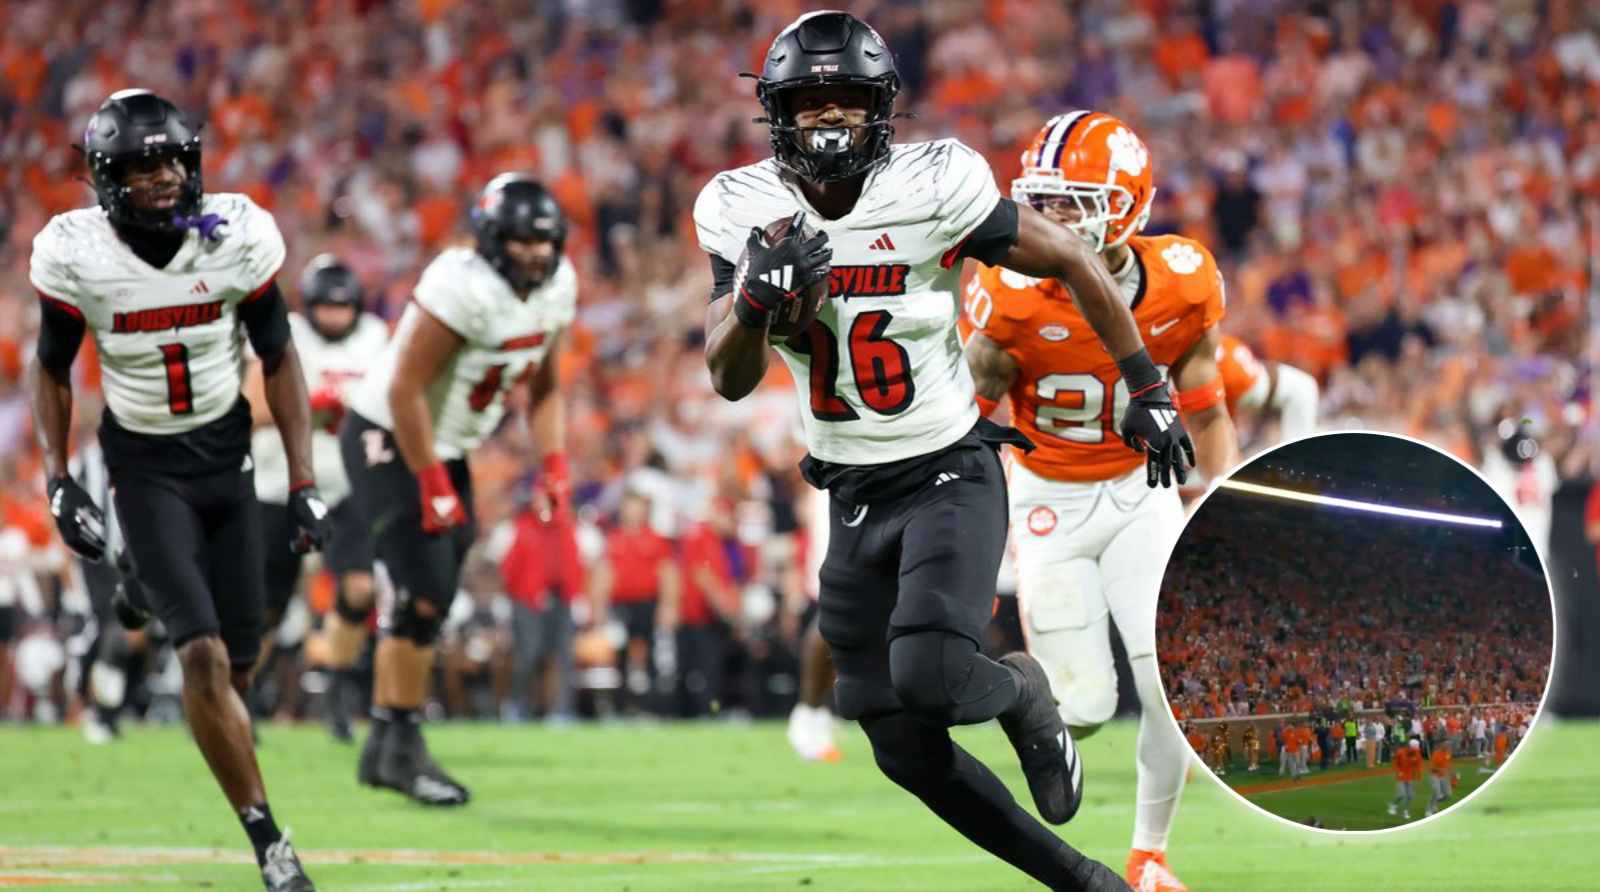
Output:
[
  {"xmin": 1170, "ymin": 326, "xmax": 1241, "ymax": 483},
  {"xmin": 1000, "ymin": 203, "xmax": 1144, "ymax": 360},
  {"xmin": 964, "ymin": 331, "xmax": 1018, "ymax": 417}
]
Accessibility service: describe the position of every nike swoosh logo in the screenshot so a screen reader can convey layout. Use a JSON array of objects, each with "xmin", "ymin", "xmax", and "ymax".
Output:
[
  {"xmin": 1150, "ymin": 319, "xmax": 1180, "ymax": 337},
  {"xmin": 841, "ymin": 504, "xmax": 869, "ymax": 528}
]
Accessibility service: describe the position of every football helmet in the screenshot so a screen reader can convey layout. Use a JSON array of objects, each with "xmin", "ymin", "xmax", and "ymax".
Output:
[
  {"xmin": 1013, "ymin": 111, "xmax": 1155, "ymax": 253},
  {"xmin": 753, "ymin": 11, "xmax": 900, "ymax": 183},
  {"xmin": 82, "ymin": 89, "xmax": 204, "ymax": 233},
  {"xmin": 470, "ymin": 173, "xmax": 567, "ymax": 292},
  {"xmin": 300, "ymin": 254, "xmax": 365, "ymax": 341}
]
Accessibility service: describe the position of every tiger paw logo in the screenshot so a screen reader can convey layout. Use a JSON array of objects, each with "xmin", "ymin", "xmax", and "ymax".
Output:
[
  {"xmin": 1026, "ymin": 506, "xmax": 1057, "ymax": 536},
  {"xmin": 1161, "ymin": 242, "xmax": 1204, "ymax": 275},
  {"xmin": 1106, "ymin": 127, "xmax": 1148, "ymax": 177}
]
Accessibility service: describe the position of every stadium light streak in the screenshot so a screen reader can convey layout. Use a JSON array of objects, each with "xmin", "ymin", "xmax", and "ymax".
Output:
[{"xmin": 1216, "ymin": 480, "xmax": 1503, "ymax": 529}]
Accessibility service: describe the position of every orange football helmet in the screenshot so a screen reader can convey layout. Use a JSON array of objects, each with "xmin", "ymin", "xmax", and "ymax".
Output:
[{"xmin": 1013, "ymin": 110, "xmax": 1156, "ymax": 252}]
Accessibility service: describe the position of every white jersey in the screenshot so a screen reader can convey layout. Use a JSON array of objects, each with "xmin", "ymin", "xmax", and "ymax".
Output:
[
  {"xmin": 348, "ymin": 248, "xmax": 576, "ymax": 460},
  {"xmin": 253, "ymin": 313, "xmax": 390, "ymax": 505},
  {"xmin": 29, "ymin": 194, "xmax": 285, "ymax": 436},
  {"xmin": 694, "ymin": 139, "xmax": 999, "ymax": 466}
]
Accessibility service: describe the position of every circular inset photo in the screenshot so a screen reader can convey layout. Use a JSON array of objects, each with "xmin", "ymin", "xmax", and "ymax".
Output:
[{"xmin": 1157, "ymin": 432, "xmax": 1553, "ymax": 832}]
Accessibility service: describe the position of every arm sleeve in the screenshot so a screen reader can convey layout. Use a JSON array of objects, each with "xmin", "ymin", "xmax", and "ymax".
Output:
[
  {"xmin": 238, "ymin": 280, "xmax": 293, "ymax": 374},
  {"xmin": 35, "ymin": 297, "xmax": 87, "ymax": 379},
  {"xmin": 708, "ymin": 254, "xmax": 736, "ymax": 303},
  {"xmin": 953, "ymin": 198, "xmax": 1020, "ymax": 267}
]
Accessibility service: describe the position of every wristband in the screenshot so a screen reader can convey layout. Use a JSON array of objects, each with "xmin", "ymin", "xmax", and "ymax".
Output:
[{"xmin": 1116, "ymin": 347, "xmax": 1163, "ymax": 396}]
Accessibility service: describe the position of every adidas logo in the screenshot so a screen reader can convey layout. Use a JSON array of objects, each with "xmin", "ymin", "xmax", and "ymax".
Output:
[
  {"xmin": 756, "ymin": 265, "xmax": 794, "ymax": 291},
  {"xmin": 934, "ymin": 471, "xmax": 959, "ymax": 486},
  {"xmin": 431, "ymin": 495, "xmax": 458, "ymax": 518},
  {"xmin": 190, "ymin": 279, "xmax": 210, "ymax": 294},
  {"xmin": 1151, "ymin": 409, "xmax": 1178, "ymax": 432},
  {"xmin": 867, "ymin": 232, "xmax": 896, "ymax": 251}
]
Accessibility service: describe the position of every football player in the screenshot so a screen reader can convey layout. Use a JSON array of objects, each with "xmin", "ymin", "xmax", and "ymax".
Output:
[
  {"xmin": 697, "ymin": 13, "xmax": 1188, "ymax": 890},
  {"xmin": 30, "ymin": 90, "xmax": 322, "ymax": 891},
  {"xmin": 1215, "ymin": 334, "xmax": 1319, "ymax": 444},
  {"xmin": 964, "ymin": 112, "xmax": 1241, "ymax": 892},
  {"xmin": 245, "ymin": 254, "xmax": 389, "ymax": 742},
  {"xmin": 343, "ymin": 173, "xmax": 575, "ymax": 806}
]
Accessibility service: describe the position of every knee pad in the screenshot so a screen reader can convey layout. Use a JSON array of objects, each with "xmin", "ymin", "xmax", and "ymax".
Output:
[
  {"xmin": 387, "ymin": 589, "xmax": 447, "ymax": 646},
  {"xmin": 886, "ymin": 630, "xmax": 1001, "ymax": 726},
  {"xmin": 334, "ymin": 576, "xmax": 375, "ymax": 625}
]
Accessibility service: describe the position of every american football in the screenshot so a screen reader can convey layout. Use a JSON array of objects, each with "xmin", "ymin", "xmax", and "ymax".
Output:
[{"xmin": 739, "ymin": 214, "xmax": 830, "ymax": 342}]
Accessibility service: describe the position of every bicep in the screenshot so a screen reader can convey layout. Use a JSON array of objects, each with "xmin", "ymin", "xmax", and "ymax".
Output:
[
  {"xmin": 390, "ymin": 304, "xmax": 465, "ymax": 395},
  {"xmin": 1172, "ymin": 326, "xmax": 1224, "ymax": 390},
  {"xmin": 964, "ymin": 332, "xmax": 1019, "ymax": 398}
]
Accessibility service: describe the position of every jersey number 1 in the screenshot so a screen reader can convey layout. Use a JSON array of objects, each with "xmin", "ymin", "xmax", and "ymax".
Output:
[
  {"xmin": 794, "ymin": 310, "xmax": 914, "ymax": 421},
  {"xmin": 159, "ymin": 343, "xmax": 193, "ymax": 415}
]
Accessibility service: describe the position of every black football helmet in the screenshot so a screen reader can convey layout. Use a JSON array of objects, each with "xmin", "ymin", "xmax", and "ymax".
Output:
[
  {"xmin": 82, "ymin": 89, "xmax": 204, "ymax": 232},
  {"xmin": 753, "ymin": 11, "xmax": 900, "ymax": 183},
  {"xmin": 300, "ymin": 254, "xmax": 365, "ymax": 341},
  {"xmin": 470, "ymin": 173, "xmax": 567, "ymax": 292}
]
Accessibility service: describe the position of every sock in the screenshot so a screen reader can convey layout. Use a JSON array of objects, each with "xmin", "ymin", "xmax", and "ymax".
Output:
[
  {"xmin": 1130, "ymin": 656, "xmax": 1185, "ymax": 853},
  {"xmin": 239, "ymin": 802, "xmax": 281, "ymax": 866}
]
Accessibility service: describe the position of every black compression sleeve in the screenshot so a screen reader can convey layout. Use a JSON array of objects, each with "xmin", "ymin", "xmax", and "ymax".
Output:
[
  {"xmin": 957, "ymin": 198, "xmax": 1021, "ymax": 266},
  {"xmin": 36, "ymin": 299, "xmax": 86, "ymax": 380},
  {"xmin": 709, "ymin": 254, "xmax": 736, "ymax": 303},
  {"xmin": 238, "ymin": 280, "xmax": 292, "ymax": 375}
]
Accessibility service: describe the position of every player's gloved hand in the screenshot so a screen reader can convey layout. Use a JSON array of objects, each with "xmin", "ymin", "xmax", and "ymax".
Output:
[
  {"xmin": 288, "ymin": 481, "xmax": 332, "ymax": 554},
  {"xmin": 533, "ymin": 452, "xmax": 571, "ymax": 521},
  {"xmin": 418, "ymin": 462, "xmax": 467, "ymax": 534},
  {"xmin": 733, "ymin": 212, "xmax": 832, "ymax": 328},
  {"xmin": 308, "ymin": 385, "xmax": 345, "ymax": 435},
  {"xmin": 47, "ymin": 475, "xmax": 106, "ymax": 562},
  {"xmin": 1115, "ymin": 349, "xmax": 1195, "ymax": 489}
]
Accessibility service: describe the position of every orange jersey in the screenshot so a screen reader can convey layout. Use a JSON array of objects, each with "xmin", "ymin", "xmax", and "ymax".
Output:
[
  {"xmin": 1394, "ymin": 747, "xmax": 1423, "ymax": 781},
  {"xmin": 1216, "ymin": 334, "xmax": 1266, "ymax": 415},
  {"xmin": 1430, "ymin": 748, "xmax": 1453, "ymax": 777},
  {"xmin": 967, "ymin": 234, "xmax": 1225, "ymax": 482}
]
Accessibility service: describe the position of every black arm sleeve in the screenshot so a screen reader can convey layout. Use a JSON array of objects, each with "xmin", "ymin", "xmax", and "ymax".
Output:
[
  {"xmin": 708, "ymin": 254, "xmax": 736, "ymax": 303},
  {"xmin": 238, "ymin": 280, "xmax": 292, "ymax": 375},
  {"xmin": 36, "ymin": 299, "xmax": 86, "ymax": 380},
  {"xmin": 957, "ymin": 198, "xmax": 1021, "ymax": 266}
]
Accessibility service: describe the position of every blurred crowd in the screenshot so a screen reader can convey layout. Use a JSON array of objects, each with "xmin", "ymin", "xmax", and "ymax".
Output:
[
  {"xmin": 1160, "ymin": 497, "xmax": 1552, "ymax": 720},
  {"xmin": 2, "ymin": 0, "xmax": 1598, "ymax": 724}
]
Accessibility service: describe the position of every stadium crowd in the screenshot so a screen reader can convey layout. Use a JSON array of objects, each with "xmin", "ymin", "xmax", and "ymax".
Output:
[
  {"xmin": 2, "ymin": 0, "xmax": 1597, "ymax": 725},
  {"xmin": 1159, "ymin": 496, "xmax": 1552, "ymax": 721}
]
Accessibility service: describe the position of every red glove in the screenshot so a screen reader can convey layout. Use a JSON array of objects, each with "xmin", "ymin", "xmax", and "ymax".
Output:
[
  {"xmin": 418, "ymin": 462, "xmax": 466, "ymax": 534},
  {"xmin": 534, "ymin": 452, "xmax": 570, "ymax": 520},
  {"xmin": 308, "ymin": 386, "xmax": 345, "ymax": 435}
]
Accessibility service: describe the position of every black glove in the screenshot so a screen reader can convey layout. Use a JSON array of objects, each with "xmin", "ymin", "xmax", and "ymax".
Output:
[
  {"xmin": 733, "ymin": 213, "xmax": 832, "ymax": 328},
  {"xmin": 47, "ymin": 475, "xmax": 106, "ymax": 562},
  {"xmin": 288, "ymin": 484, "xmax": 332, "ymax": 554},
  {"xmin": 1116, "ymin": 350, "xmax": 1196, "ymax": 489}
]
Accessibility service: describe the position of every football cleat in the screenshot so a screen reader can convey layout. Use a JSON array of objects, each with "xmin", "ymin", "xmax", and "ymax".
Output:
[
  {"xmin": 357, "ymin": 720, "xmax": 389, "ymax": 788},
  {"xmin": 1127, "ymin": 849, "xmax": 1187, "ymax": 892},
  {"xmin": 1071, "ymin": 855, "xmax": 1135, "ymax": 892},
  {"xmin": 996, "ymin": 652, "xmax": 1083, "ymax": 825},
  {"xmin": 259, "ymin": 829, "xmax": 315, "ymax": 891},
  {"xmin": 376, "ymin": 723, "xmax": 470, "ymax": 806}
]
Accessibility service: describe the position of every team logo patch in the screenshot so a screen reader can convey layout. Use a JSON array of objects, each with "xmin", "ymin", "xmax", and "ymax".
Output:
[
  {"xmin": 1038, "ymin": 325, "xmax": 1070, "ymax": 342},
  {"xmin": 1107, "ymin": 127, "xmax": 1148, "ymax": 177},
  {"xmin": 1161, "ymin": 242, "xmax": 1204, "ymax": 275},
  {"xmin": 1026, "ymin": 505, "xmax": 1057, "ymax": 536}
]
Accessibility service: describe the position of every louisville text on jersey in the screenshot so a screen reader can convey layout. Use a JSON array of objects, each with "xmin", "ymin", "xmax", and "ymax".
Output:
[
  {"xmin": 112, "ymin": 299, "xmax": 225, "ymax": 334},
  {"xmin": 830, "ymin": 264, "xmax": 910, "ymax": 300}
]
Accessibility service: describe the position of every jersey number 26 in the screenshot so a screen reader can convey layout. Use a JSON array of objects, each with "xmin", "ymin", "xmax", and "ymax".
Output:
[{"xmin": 791, "ymin": 310, "xmax": 914, "ymax": 421}]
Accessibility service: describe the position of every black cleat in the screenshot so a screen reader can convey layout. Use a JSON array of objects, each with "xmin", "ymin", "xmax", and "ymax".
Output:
[
  {"xmin": 997, "ymin": 652, "xmax": 1083, "ymax": 825},
  {"xmin": 259, "ymin": 830, "xmax": 315, "ymax": 891},
  {"xmin": 325, "ymin": 675, "xmax": 354, "ymax": 744},
  {"xmin": 357, "ymin": 719, "xmax": 389, "ymax": 788},
  {"xmin": 377, "ymin": 723, "xmax": 470, "ymax": 806},
  {"xmin": 1064, "ymin": 855, "xmax": 1132, "ymax": 892}
]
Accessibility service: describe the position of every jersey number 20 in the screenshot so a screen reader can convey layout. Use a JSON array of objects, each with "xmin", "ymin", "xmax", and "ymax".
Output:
[
  {"xmin": 1035, "ymin": 366, "xmax": 1169, "ymax": 444},
  {"xmin": 793, "ymin": 310, "xmax": 914, "ymax": 421}
]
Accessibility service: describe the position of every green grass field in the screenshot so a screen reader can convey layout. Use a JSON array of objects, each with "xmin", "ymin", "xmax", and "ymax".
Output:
[
  {"xmin": 3, "ymin": 718, "xmax": 1599, "ymax": 890},
  {"xmin": 1227, "ymin": 755, "xmax": 1499, "ymax": 831}
]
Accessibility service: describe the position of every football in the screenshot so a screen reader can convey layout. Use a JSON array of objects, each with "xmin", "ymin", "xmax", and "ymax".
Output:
[{"xmin": 735, "ymin": 215, "xmax": 831, "ymax": 343}]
